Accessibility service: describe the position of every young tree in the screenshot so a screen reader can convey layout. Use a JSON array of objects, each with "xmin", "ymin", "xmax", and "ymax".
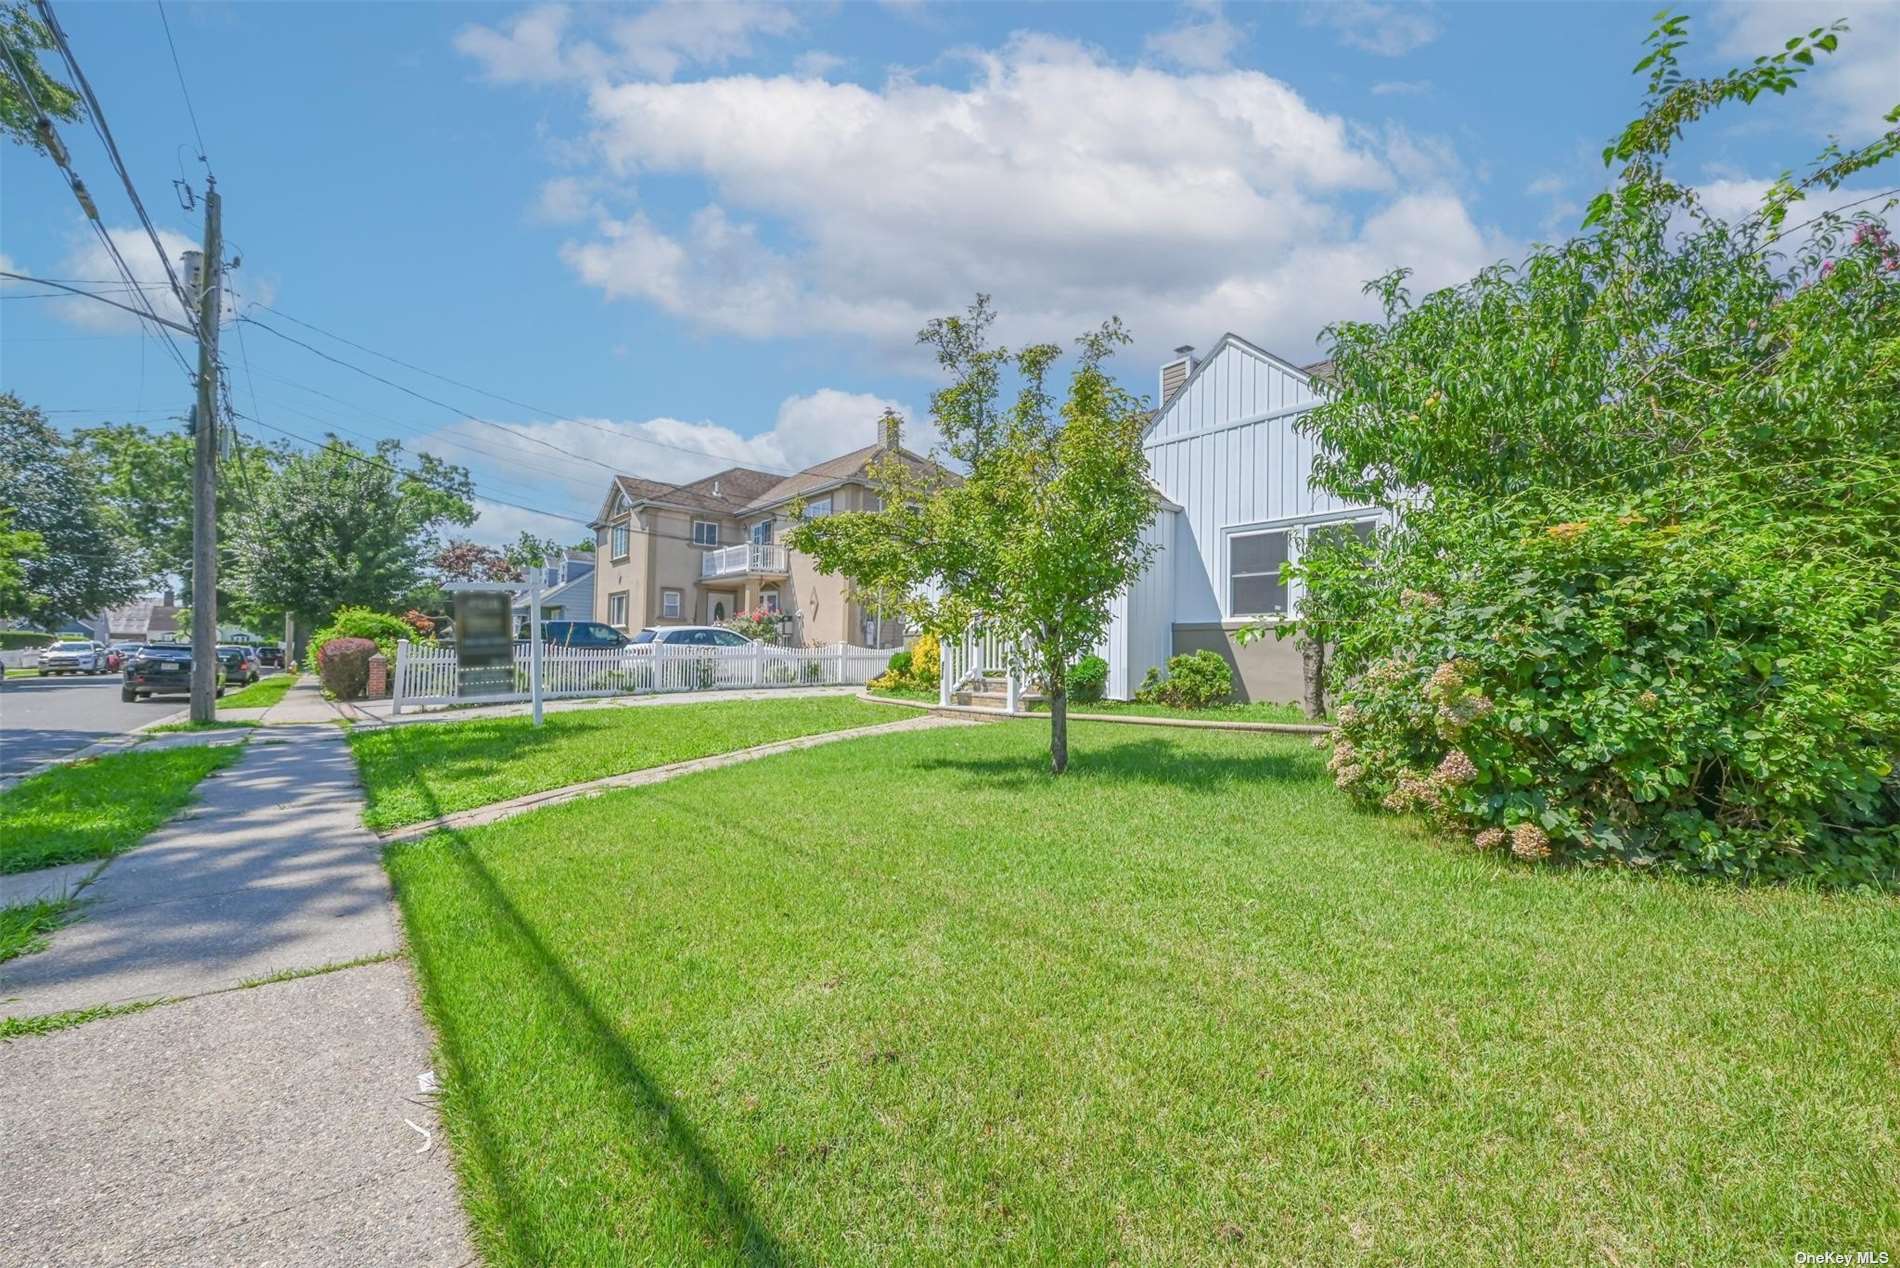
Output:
[
  {"xmin": 433, "ymin": 539, "xmax": 520, "ymax": 583},
  {"xmin": 792, "ymin": 297, "xmax": 1158, "ymax": 773},
  {"xmin": 0, "ymin": 507, "xmax": 44, "ymax": 618},
  {"xmin": 227, "ymin": 437, "xmax": 475, "ymax": 635},
  {"xmin": 0, "ymin": 394, "xmax": 140, "ymax": 625}
]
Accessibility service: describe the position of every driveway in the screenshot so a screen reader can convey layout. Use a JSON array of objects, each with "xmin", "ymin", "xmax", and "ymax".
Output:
[{"xmin": 0, "ymin": 673, "xmax": 180, "ymax": 778}]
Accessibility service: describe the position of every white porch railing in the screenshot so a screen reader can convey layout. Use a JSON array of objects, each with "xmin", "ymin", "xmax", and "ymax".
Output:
[
  {"xmin": 938, "ymin": 624, "xmax": 1024, "ymax": 711},
  {"xmin": 392, "ymin": 638, "xmax": 890, "ymax": 713},
  {"xmin": 701, "ymin": 543, "xmax": 790, "ymax": 578}
]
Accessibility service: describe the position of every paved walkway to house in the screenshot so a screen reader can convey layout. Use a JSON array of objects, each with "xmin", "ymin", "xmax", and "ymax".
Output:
[
  {"xmin": 378, "ymin": 711, "xmax": 970, "ymax": 843},
  {"xmin": 0, "ymin": 723, "xmax": 470, "ymax": 1264}
]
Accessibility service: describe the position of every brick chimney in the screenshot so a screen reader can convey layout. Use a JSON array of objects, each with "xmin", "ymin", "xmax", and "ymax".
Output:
[{"xmin": 879, "ymin": 409, "xmax": 902, "ymax": 451}]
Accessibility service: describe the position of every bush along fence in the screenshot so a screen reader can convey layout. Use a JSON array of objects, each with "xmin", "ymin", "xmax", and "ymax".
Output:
[{"xmin": 391, "ymin": 639, "xmax": 892, "ymax": 713}]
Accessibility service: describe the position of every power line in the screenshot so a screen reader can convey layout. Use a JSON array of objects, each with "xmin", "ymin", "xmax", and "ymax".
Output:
[
  {"xmin": 0, "ymin": 48, "xmax": 195, "ymax": 375},
  {"xmin": 34, "ymin": 0, "xmax": 196, "ymax": 326},
  {"xmin": 242, "ymin": 304, "xmax": 800, "ymax": 476},
  {"xmin": 153, "ymin": 0, "xmax": 207, "ymax": 169},
  {"xmin": 0, "ymin": 271, "xmax": 195, "ymax": 337}
]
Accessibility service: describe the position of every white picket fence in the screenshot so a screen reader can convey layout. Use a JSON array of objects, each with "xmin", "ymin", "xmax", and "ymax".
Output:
[
  {"xmin": 392, "ymin": 639, "xmax": 892, "ymax": 713},
  {"xmin": 0, "ymin": 649, "xmax": 41, "ymax": 669}
]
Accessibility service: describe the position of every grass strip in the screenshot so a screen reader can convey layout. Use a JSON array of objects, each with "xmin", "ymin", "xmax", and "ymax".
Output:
[
  {"xmin": 219, "ymin": 674, "xmax": 296, "ymax": 710},
  {"xmin": 0, "ymin": 897, "xmax": 78, "ymax": 965},
  {"xmin": 144, "ymin": 720, "xmax": 256, "ymax": 735},
  {"xmin": 0, "ymin": 745, "xmax": 243, "ymax": 874}
]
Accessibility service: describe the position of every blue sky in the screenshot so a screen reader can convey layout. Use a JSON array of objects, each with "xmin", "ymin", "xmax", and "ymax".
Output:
[{"xmin": 4, "ymin": 0, "xmax": 1895, "ymax": 547}]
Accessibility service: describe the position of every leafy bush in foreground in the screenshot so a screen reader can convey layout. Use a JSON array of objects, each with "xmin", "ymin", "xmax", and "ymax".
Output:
[
  {"xmin": 1136, "ymin": 650, "xmax": 1233, "ymax": 710},
  {"xmin": 307, "ymin": 605, "xmax": 429, "ymax": 671},
  {"xmin": 317, "ymin": 637, "xmax": 376, "ymax": 700},
  {"xmin": 1069, "ymin": 654, "xmax": 1108, "ymax": 703},
  {"xmin": 1325, "ymin": 504, "xmax": 1898, "ymax": 886}
]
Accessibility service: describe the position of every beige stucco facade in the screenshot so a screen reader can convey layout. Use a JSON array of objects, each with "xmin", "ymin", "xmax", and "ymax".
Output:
[{"xmin": 591, "ymin": 476, "xmax": 906, "ymax": 649}]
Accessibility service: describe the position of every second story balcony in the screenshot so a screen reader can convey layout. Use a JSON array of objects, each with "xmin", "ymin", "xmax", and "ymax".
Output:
[{"xmin": 701, "ymin": 543, "xmax": 790, "ymax": 578}]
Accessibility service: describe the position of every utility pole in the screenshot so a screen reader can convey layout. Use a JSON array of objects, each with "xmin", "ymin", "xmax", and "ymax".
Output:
[{"xmin": 188, "ymin": 179, "xmax": 221, "ymax": 723}]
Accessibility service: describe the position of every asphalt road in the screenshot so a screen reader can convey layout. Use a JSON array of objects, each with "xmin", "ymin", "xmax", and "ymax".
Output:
[{"xmin": 0, "ymin": 672, "xmax": 186, "ymax": 779}]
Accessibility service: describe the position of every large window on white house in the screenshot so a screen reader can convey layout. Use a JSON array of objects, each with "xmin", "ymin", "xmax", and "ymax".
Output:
[
  {"xmin": 1228, "ymin": 529, "xmax": 1290, "ymax": 617},
  {"xmin": 610, "ymin": 522, "xmax": 630, "ymax": 561},
  {"xmin": 1304, "ymin": 518, "xmax": 1378, "ymax": 555},
  {"xmin": 608, "ymin": 592, "xmax": 629, "ymax": 628},
  {"xmin": 692, "ymin": 520, "xmax": 719, "ymax": 546}
]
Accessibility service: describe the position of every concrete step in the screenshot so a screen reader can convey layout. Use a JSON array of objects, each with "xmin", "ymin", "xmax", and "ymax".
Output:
[{"xmin": 955, "ymin": 690, "xmax": 1046, "ymax": 710}]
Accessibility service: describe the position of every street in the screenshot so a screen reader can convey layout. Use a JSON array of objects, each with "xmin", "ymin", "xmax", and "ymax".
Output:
[{"xmin": 0, "ymin": 673, "xmax": 184, "ymax": 779}]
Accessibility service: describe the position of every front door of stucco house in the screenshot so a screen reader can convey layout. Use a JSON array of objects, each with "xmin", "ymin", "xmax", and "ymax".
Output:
[{"xmin": 705, "ymin": 593, "xmax": 734, "ymax": 623}]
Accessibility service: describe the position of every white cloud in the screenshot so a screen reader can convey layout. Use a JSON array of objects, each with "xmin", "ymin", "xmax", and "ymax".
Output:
[
  {"xmin": 1145, "ymin": 0, "xmax": 1246, "ymax": 72},
  {"xmin": 419, "ymin": 388, "xmax": 927, "ymax": 525},
  {"xmin": 792, "ymin": 50, "xmax": 845, "ymax": 79},
  {"xmin": 455, "ymin": 1, "xmax": 799, "ymax": 85},
  {"xmin": 466, "ymin": 496, "xmax": 589, "ymax": 549},
  {"xmin": 533, "ymin": 175, "xmax": 600, "ymax": 223},
  {"xmin": 49, "ymin": 225, "xmax": 197, "ymax": 334},
  {"xmin": 516, "ymin": 29, "xmax": 1506, "ymax": 367},
  {"xmin": 1310, "ymin": 1, "xmax": 1441, "ymax": 58},
  {"xmin": 1713, "ymin": 1, "xmax": 1900, "ymax": 141},
  {"xmin": 1370, "ymin": 79, "xmax": 1431, "ymax": 96}
]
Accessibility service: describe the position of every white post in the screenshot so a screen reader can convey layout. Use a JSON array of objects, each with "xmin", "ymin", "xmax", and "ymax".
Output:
[
  {"xmin": 528, "ymin": 572, "xmax": 544, "ymax": 726},
  {"xmin": 393, "ymin": 639, "xmax": 409, "ymax": 716},
  {"xmin": 753, "ymin": 640, "xmax": 763, "ymax": 688},
  {"xmin": 836, "ymin": 641, "xmax": 846, "ymax": 686},
  {"xmin": 1006, "ymin": 658, "xmax": 1022, "ymax": 714},
  {"xmin": 939, "ymin": 632, "xmax": 953, "ymax": 706}
]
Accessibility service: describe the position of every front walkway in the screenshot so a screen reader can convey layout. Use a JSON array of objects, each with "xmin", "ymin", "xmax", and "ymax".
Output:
[{"xmin": 0, "ymin": 723, "xmax": 470, "ymax": 1263}]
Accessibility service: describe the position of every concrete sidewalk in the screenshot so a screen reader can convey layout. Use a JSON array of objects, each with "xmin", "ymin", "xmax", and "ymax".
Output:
[{"xmin": 0, "ymin": 723, "xmax": 471, "ymax": 1264}]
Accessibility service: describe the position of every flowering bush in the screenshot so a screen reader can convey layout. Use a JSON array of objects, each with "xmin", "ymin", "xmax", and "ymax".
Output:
[
  {"xmin": 869, "ymin": 631, "xmax": 941, "ymax": 692},
  {"xmin": 722, "ymin": 606, "xmax": 782, "ymax": 643},
  {"xmin": 306, "ymin": 606, "xmax": 429, "ymax": 672},
  {"xmin": 1322, "ymin": 509, "xmax": 1898, "ymax": 885},
  {"xmin": 401, "ymin": 609, "xmax": 436, "ymax": 638}
]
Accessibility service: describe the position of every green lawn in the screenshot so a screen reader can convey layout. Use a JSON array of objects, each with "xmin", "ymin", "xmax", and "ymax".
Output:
[
  {"xmin": 386, "ymin": 721, "xmax": 1900, "ymax": 1266},
  {"xmin": 218, "ymin": 673, "xmax": 296, "ymax": 710},
  {"xmin": 0, "ymin": 896, "xmax": 77, "ymax": 965},
  {"xmin": 349, "ymin": 695, "xmax": 895, "ymax": 831},
  {"xmin": 1032, "ymin": 697, "xmax": 1311, "ymax": 724},
  {"xmin": 0, "ymin": 746, "xmax": 242, "ymax": 874}
]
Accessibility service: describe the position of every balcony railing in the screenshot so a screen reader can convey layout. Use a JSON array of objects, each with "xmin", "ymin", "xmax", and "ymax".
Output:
[{"xmin": 701, "ymin": 543, "xmax": 790, "ymax": 578}]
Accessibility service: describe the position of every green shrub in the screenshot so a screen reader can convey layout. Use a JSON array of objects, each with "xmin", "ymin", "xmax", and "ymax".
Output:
[
  {"xmin": 1069, "ymin": 654, "xmax": 1108, "ymax": 703},
  {"xmin": 1135, "ymin": 650, "xmax": 1233, "ymax": 710},
  {"xmin": 306, "ymin": 606, "xmax": 429, "ymax": 671},
  {"xmin": 887, "ymin": 650, "xmax": 914, "ymax": 678},
  {"xmin": 0, "ymin": 630, "xmax": 53, "ymax": 650},
  {"xmin": 1324, "ymin": 506, "xmax": 1899, "ymax": 887},
  {"xmin": 317, "ymin": 636, "xmax": 376, "ymax": 700}
]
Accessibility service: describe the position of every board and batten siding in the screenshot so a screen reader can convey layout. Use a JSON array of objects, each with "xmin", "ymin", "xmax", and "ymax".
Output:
[
  {"xmin": 1101, "ymin": 507, "xmax": 1177, "ymax": 701},
  {"xmin": 1146, "ymin": 337, "xmax": 1371, "ymax": 625}
]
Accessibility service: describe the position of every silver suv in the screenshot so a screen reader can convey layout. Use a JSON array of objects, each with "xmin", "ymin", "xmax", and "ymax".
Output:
[{"xmin": 39, "ymin": 641, "xmax": 109, "ymax": 675}]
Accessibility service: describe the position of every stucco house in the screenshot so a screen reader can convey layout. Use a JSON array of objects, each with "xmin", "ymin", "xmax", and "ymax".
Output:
[
  {"xmin": 589, "ymin": 416, "xmax": 939, "ymax": 648},
  {"xmin": 1097, "ymin": 336, "xmax": 1381, "ymax": 704}
]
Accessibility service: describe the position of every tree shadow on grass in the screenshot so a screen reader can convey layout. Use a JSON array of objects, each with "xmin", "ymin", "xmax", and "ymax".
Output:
[
  {"xmin": 914, "ymin": 735, "xmax": 1322, "ymax": 793},
  {"xmin": 391, "ymin": 770, "xmax": 789, "ymax": 1266}
]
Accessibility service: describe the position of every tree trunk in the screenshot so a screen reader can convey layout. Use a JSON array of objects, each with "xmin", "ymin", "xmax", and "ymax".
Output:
[
  {"xmin": 1300, "ymin": 630, "xmax": 1327, "ymax": 720},
  {"xmin": 1049, "ymin": 682, "xmax": 1069, "ymax": 774}
]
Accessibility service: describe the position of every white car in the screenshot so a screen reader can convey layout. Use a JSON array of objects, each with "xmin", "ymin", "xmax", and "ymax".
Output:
[
  {"xmin": 39, "ymin": 640, "xmax": 109, "ymax": 675},
  {"xmin": 626, "ymin": 625, "xmax": 758, "ymax": 650}
]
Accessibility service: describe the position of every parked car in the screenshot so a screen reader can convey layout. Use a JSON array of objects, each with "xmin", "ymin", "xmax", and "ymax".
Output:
[
  {"xmin": 39, "ymin": 640, "xmax": 108, "ymax": 675},
  {"xmin": 256, "ymin": 643, "xmax": 285, "ymax": 668},
  {"xmin": 217, "ymin": 644, "xmax": 261, "ymax": 686},
  {"xmin": 541, "ymin": 620, "xmax": 631, "ymax": 649},
  {"xmin": 628, "ymin": 626, "xmax": 757, "ymax": 649},
  {"xmin": 122, "ymin": 646, "xmax": 225, "ymax": 701}
]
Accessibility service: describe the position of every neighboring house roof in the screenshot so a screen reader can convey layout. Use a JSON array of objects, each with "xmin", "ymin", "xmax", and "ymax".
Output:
[
  {"xmin": 513, "ymin": 571, "xmax": 593, "ymax": 613},
  {"xmin": 594, "ymin": 443, "xmax": 952, "ymax": 526},
  {"xmin": 102, "ymin": 599, "xmax": 183, "ymax": 640},
  {"xmin": 738, "ymin": 443, "xmax": 942, "ymax": 515}
]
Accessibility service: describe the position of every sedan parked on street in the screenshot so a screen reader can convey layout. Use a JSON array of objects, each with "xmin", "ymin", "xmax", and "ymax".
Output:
[
  {"xmin": 256, "ymin": 644, "xmax": 285, "ymax": 668},
  {"xmin": 39, "ymin": 641, "xmax": 108, "ymax": 675},
  {"xmin": 218, "ymin": 645, "xmax": 261, "ymax": 686},
  {"xmin": 123, "ymin": 646, "xmax": 225, "ymax": 701}
]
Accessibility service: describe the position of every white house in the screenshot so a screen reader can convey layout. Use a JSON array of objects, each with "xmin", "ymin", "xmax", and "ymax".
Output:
[{"xmin": 1099, "ymin": 335, "xmax": 1382, "ymax": 704}]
